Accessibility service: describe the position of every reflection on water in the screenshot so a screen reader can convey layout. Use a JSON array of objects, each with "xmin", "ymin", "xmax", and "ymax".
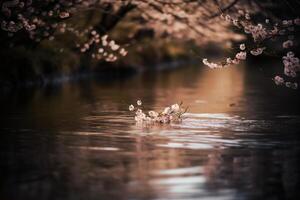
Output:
[{"xmin": 0, "ymin": 65, "xmax": 300, "ymax": 200}]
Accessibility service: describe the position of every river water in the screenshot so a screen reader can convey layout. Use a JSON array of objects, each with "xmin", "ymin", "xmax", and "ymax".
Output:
[{"xmin": 0, "ymin": 65, "xmax": 300, "ymax": 200}]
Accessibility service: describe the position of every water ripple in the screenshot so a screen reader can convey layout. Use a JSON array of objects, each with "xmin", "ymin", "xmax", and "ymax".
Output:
[{"xmin": 150, "ymin": 113, "xmax": 300, "ymax": 150}]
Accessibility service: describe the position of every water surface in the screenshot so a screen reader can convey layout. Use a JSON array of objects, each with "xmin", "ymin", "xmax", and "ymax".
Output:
[{"xmin": 1, "ymin": 65, "xmax": 300, "ymax": 200}]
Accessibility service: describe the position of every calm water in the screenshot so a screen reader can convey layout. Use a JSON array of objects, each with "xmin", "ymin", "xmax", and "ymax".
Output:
[{"xmin": 1, "ymin": 65, "xmax": 300, "ymax": 200}]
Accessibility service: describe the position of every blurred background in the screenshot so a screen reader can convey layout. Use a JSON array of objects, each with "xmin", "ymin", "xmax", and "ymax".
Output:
[
  {"xmin": 0, "ymin": 0, "xmax": 299, "ymax": 87},
  {"xmin": 0, "ymin": 1, "xmax": 300, "ymax": 200}
]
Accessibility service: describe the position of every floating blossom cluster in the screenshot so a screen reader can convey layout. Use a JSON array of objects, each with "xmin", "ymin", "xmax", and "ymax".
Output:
[{"xmin": 128, "ymin": 100, "xmax": 186, "ymax": 124}]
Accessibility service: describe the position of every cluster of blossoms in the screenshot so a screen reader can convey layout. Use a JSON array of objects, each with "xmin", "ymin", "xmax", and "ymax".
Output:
[
  {"xmin": 1, "ymin": 0, "xmax": 299, "ymax": 79},
  {"xmin": 0, "ymin": 0, "xmax": 84, "ymax": 40},
  {"xmin": 202, "ymin": 42, "xmax": 268, "ymax": 69},
  {"xmin": 273, "ymin": 52, "xmax": 300, "ymax": 89},
  {"xmin": 250, "ymin": 47, "xmax": 266, "ymax": 56},
  {"xmin": 283, "ymin": 40, "xmax": 293, "ymax": 49},
  {"xmin": 78, "ymin": 31, "xmax": 127, "ymax": 62},
  {"xmin": 49, "ymin": 23, "xmax": 128, "ymax": 61},
  {"xmin": 202, "ymin": 45, "xmax": 247, "ymax": 69},
  {"xmin": 0, "ymin": 0, "xmax": 128, "ymax": 61},
  {"xmin": 203, "ymin": 10, "xmax": 300, "ymax": 89},
  {"xmin": 273, "ymin": 75, "xmax": 298, "ymax": 89},
  {"xmin": 223, "ymin": 12, "xmax": 300, "ymax": 43},
  {"xmin": 0, "ymin": 0, "xmax": 258, "ymax": 62},
  {"xmin": 283, "ymin": 51, "xmax": 300, "ymax": 78},
  {"xmin": 128, "ymin": 100, "xmax": 186, "ymax": 124}
]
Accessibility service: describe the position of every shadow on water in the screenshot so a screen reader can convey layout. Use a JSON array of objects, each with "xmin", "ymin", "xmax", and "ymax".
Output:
[{"xmin": 0, "ymin": 63, "xmax": 300, "ymax": 200}]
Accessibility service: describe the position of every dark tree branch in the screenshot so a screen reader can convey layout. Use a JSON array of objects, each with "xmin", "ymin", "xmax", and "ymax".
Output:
[
  {"xmin": 95, "ymin": 3, "xmax": 136, "ymax": 35},
  {"xmin": 209, "ymin": 0, "xmax": 240, "ymax": 19}
]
